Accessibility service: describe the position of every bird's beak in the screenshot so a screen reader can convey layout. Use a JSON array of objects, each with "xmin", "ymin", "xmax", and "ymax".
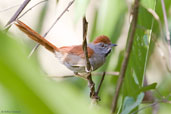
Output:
[{"xmin": 110, "ymin": 44, "xmax": 117, "ymax": 47}]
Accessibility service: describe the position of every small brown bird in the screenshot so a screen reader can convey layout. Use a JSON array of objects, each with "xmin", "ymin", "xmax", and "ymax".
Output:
[{"xmin": 15, "ymin": 20, "xmax": 117, "ymax": 77}]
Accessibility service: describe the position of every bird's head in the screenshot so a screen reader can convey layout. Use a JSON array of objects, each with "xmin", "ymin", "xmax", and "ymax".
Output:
[{"xmin": 93, "ymin": 35, "xmax": 117, "ymax": 57}]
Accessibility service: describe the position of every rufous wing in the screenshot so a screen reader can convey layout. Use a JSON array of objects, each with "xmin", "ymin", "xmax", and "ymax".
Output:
[
  {"xmin": 58, "ymin": 45, "xmax": 94, "ymax": 71},
  {"xmin": 59, "ymin": 45, "xmax": 94, "ymax": 58}
]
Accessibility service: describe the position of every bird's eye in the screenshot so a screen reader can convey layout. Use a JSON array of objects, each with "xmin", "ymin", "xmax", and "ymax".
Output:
[{"xmin": 101, "ymin": 43, "xmax": 105, "ymax": 47}]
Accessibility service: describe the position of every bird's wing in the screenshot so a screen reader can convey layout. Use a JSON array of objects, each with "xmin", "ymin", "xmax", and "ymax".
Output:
[{"xmin": 59, "ymin": 45, "xmax": 94, "ymax": 58}]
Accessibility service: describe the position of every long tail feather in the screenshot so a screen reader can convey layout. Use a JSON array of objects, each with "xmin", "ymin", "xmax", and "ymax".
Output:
[{"xmin": 15, "ymin": 20, "xmax": 59, "ymax": 52}]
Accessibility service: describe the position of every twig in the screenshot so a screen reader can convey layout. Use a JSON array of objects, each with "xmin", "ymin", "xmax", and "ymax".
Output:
[
  {"xmin": 0, "ymin": 3, "xmax": 21, "ymax": 13},
  {"xmin": 152, "ymin": 103, "xmax": 159, "ymax": 114},
  {"xmin": 134, "ymin": 94, "xmax": 171, "ymax": 114},
  {"xmin": 28, "ymin": 0, "xmax": 75, "ymax": 58},
  {"xmin": 131, "ymin": 101, "xmax": 159, "ymax": 114},
  {"xmin": 50, "ymin": 71, "xmax": 119, "ymax": 78},
  {"xmin": 50, "ymin": 75, "xmax": 74, "ymax": 78},
  {"xmin": 111, "ymin": 0, "xmax": 140, "ymax": 113},
  {"xmin": 4, "ymin": 0, "xmax": 47, "ymax": 31},
  {"xmin": 18, "ymin": 0, "xmax": 47, "ymax": 20},
  {"xmin": 146, "ymin": 7, "xmax": 171, "ymax": 72},
  {"xmin": 160, "ymin": 0, "xmax": 171, "ymax": 71},
  {"xmin": 95, "ymin": 72, "xmax": 106, "ymax": 99},
  {"xmin": 5, "ymin": 0, "xmax": 31, "ymax": 31},
  {"xmin": 161, "ymin": 0, "xmax": 171, "ymax": 46},
  {"xmin": 82, "ymin": 17, "xmax": 90, "ymax": 71},
  {"xmin": 94, "ymin": 71, "xmax": 119, "ymax": 76},
  {"xmin": 50, "ymin": 72, "xmax": 106, "ymax": 97},
  {"xmin": 82, "ymin": 16, "xmax": 98, "ymax": 101},
  {"xmin": 132, "ymin": 96, "xmax": 171, "ymax": 114}
]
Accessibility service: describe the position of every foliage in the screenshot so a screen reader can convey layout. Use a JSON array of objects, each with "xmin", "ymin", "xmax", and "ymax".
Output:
[
  {"xmin": 0, "ymin": 31, "xmax": 108, "ymax": 114},
  {"xmin": 0, "ymin": 0, "xmax": 171, "ymax": 113}
]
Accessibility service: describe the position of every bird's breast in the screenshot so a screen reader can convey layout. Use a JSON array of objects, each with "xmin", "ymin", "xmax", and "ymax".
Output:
[
  {"xmin": 54, "ymin": 50, "xmax": 106, "ymax": 73},
  {"xmin": 89, "ymin": 54, "xmax": 106, "ymax": 71}
]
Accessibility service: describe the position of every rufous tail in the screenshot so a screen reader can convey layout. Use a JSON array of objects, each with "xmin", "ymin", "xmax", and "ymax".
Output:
[{"xmin": 15, "ymin": 20, "xmax": 59, "ymax": 52}]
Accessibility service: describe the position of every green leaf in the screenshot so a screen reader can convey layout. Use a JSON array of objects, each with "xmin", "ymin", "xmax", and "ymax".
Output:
[
  {"xmin": 74, "ymin": 0, "xmax": 90, "ymax": 23},
  {"xmin": 0, "ymin": 31, "xmax": 109, "ymax": 114},
  {"xmin": 121, "ymin": 0, "xmax": 157, "ymax": 113},
  {"xmin": 0, "ymin": 31, "xmax": 56, "ymax": 114},
  {"xmin": 139, "ymin": 83, "xmax": 157, "ymax": 93},
  {"xmin": 91, "ymin": 0, "xmax": 127, "ymax": 42},
  {"xmin": 121, "ymin": 93, "xmax": 144, "ymax": 114}
]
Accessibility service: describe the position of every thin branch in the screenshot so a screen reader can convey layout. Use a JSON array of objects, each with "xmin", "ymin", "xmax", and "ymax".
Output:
[
  {"xmin": 5, "ymin": 0, "xmax": 31, "ymax": 31},
  {"xmin": 50, "ymin": 71, "xmax": 119, "ymax": 78},
  {"xmin": 82, "ymin": 16, "xmax": 98, "ymax": 101},
  {"xmin": 94, "ymin": 71, "xmax": 119, "ymax": 76},
  {"xmin": 111, "ymin": 0, "xmax": 140, "ymax": 113},
  {"xmin": 132, "ymin": 96, "xmax": 171, "ymax": 114},
  {"xmin": 28, "ymin": 0, "xmax": 75, "ymax": 58},
  {"xmin": 131, "ymin": 101, "xmax": 159, "ymax": 114},
  {"xmin": 160, "ymin": 0, "xmax": 171, "ymax": 71},
  {"xmin": 146, "ymin": 7, "xmax": 171, "ymax": 72},
  {"xmin": 43, "ymin": 0, "xmax": 74, "ymax": 38},
  {"xmin": 50, "ymin": 75, "xmax": 74, "ymax": 78},
  {"xmin": 4, "ymin": 0, "xmax": 47, "ymax": 32},
  {"xmin": 18, "ymin": 0, "xmax": 47, "ymax": 20},
  {"xmin": 0, "ymin": 3, "xmax": 21, "ymax": 13},
  {"xmin": 161, "ymin": 0, "xmax": 171, "ymax": 44},
  {"xmin": 152, "ymin": 103, "xmax": 159, "ymax": 114},
  {"xmin": 82, "ymin": 17, "xmax": 90, "ymax": 70},
  {"xmin": 134, "ymin": 92, "xmax": 171, "ymax": 114},
  {"xmin": 95, "ymin": 72, "xmax": 106, "ymax": 98}
]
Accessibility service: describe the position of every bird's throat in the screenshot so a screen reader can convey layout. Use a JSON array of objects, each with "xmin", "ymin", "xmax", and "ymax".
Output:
[{"xmin": 105, "ymin": 49, "xmax": 111, "ymax": 57}]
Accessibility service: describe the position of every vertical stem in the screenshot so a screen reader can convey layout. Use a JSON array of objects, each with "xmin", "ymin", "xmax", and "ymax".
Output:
[
  {"xmin": 161, "ymin": 0, "xmax": 170, "ymax": 42},
  {"xmin": 111, "ymin": 0, "xmax": 140, "ymax": 113},
  {"xmin": 82, "ymin": 17, "xmax": 91, "ymax": 70},
  {"xmin": 82, "ymin": 17, "xmax": 96, "ymax": 100},
  {"xmin": 160, "ymin": 0, "xmax": 171, "ymax": 70},
  {"xmin": 96, "ymin": 72, "xmax": 106, "ymax": 96},
  {"xmin": 82, "ymin": 17, "xmax": 101, "ymax": 102}
]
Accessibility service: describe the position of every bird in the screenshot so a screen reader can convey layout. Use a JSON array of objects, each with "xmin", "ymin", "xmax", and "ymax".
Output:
[{"xmin": 15, "ymin": 20, "xmax": 117, "ymax": 78}]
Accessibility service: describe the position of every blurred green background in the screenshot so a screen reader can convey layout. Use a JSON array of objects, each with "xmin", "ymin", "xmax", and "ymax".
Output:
[{"xmin": 0, "ymin": 0, "xmax": 171, "ymax": 114}]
